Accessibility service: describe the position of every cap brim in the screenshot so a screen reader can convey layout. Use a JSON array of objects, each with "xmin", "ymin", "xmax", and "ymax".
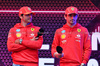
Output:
[
  {"xmin": 24, "ymin": 12, "xmax": 35, "ymax": 15},
  {"xmin": 68, "ymin": 13, "xmax": 78, "ymax": 15}
]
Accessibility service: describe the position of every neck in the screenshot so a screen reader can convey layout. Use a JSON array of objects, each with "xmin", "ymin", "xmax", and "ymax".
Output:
[
  {"xmin": 21, "ymin": 20, "xmax": 28, "ymax": 27},
  {"xmin": 67, "ymin": 22, "xmax": 76, "ymax": 28}
]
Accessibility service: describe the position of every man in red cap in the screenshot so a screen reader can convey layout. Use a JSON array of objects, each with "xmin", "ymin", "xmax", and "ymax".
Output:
[
  {"xmin": 51, "ymin": 6, "xmax": 91, "ymax": 66},
  {"xmin": 7, "ymin": 6, "xmax": 43, "ymax": 66}
]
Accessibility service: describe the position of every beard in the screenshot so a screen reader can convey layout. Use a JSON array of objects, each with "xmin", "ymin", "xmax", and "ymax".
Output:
[
  {"xmin": 70, "ymin": 19, "xmax": 76, "ymax": 25},
  {"xmin": 26, "ymin": 19, "xmax": 32, "ymax": 22}
]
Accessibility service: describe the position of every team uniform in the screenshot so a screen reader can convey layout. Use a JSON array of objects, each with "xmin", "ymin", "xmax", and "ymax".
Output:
[
  {"xmin": 7, "ymin": 22, "xmax": 43, "ymax": 66},
  {"xmin": 51, "ymin": 23, "xmax": 91, "ymax": 66}
]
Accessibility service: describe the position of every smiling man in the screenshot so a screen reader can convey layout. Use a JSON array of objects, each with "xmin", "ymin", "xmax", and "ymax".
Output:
[
  {"xmin": 7, "ymin": 6, "xmax": 43, "ymax": 66},
  {"xmin": 51, "ymin": 6, "xmax": 91, "ymax": 66}
]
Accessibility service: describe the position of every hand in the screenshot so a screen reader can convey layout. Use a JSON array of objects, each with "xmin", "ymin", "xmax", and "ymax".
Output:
[
  {"xmin": 56, "ymin": 46, "xmax": 63, "ymax": 54},
  {"xmin": 80, "ymin": 65, "xmax": 86, "ymax": 66},
  {"xmin": 54, "ymin": 52, "xmax": 64, "ymax": 58},
  {"xmin": 79, "ymin": 63, "xmax": 86, "ymax": 66},
  {"xmin": 15, "ymin": 39, "xmax": 20, "ymax": 44}
]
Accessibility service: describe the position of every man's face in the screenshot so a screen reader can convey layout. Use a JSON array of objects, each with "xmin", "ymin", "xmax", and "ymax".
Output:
[
  {"xmin": 21, "ymin": 13, "xmax": 32, "ymax": 23},
  {"xmin": 64, "ymin": 13, "xmax": 78, "ymax": 25}
]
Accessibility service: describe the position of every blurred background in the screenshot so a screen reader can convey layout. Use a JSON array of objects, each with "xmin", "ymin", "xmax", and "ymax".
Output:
[{"xmin": 0, "ymin": 0, "xmax": 100, "ymax": 66}]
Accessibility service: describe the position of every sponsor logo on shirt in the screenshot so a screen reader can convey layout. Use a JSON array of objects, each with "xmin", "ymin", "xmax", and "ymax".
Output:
[
  {"xmin": 77, "ymin": 34, "xmax": 80, "ymax": 38},
  {"xmin": 29, "ymin": 33, "xmax": 34, "ymax": 37},
  {"xmin": 61, "ymin": 34, "xmax": 66, "ymax": 39},
  {"xmin": 31, "ymin": 28, "xmax": 34, "ymax": 31},
  {"xmin": 75, "ymin": 34, "xmax": 81, "ymax": 42},
  {"xmin": 16, "ymin": 33, "xmax": 21, "ymax": 37},
  {"xmin": 16, "ymin": 29, "xmax": 20, "ymax": 32},
  {"xmin": 61, "ymin": 30, "xmax": 65, "ymax": 33},
  {"xmin": 61, "ymin": 40, "xmax": 67, "ymax": 44},
  {"xmin": 76, "ymin": 40, "xmax": 80, "ymax": 42}
]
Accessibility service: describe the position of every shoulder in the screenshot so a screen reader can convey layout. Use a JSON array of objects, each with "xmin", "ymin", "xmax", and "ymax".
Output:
[
  {"xmin": 55, "ymin": 27, "xmax": 64, "ymax": 35},
  {"xmin": 56, "ymin": 27, "xmax": 64, "ymax": 32},
  {"xmin": 35, "ymin": 26, "xmax": 40, "ymax": 29},
  {"xmin": 9, "ymin": 27, "xmax": 16, "ymax": 32},
  {"xmin": 78, "ymin": 26, "xmax": 89, "ymax": 35},
  {"xmin": 80, "ymin": 26, "xmax": 88, "ymax": 32}
]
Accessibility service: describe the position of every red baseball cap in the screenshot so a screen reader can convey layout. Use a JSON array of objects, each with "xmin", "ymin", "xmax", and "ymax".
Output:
[
  {"xmin": 65, "ymin": 6, "xmax": 78, "ymax": 15},
  {"xmin": 19, "ymin": 6, "xmax": 35, "ymax": 16}
]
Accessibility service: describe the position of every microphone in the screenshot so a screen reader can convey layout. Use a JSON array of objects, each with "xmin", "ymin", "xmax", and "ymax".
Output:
[
  {"xmin": 56, "ymin": 46, "xmax": 63, "ymax": 54},
  {"xmin": 35, "ymin": 28, "xmax": 44, "ymax": 39}
]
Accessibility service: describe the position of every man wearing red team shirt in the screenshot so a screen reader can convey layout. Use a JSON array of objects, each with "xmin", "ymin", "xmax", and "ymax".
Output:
[
  {"xmin": 51, "ymin": 6, "xmax": 91, "ymax": 66},
  {"xmin": 7, "ymin": 6, "xmax": 43, "ymax": 66}
]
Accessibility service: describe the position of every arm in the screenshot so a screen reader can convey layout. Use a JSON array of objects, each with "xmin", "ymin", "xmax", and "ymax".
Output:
[
  {"xmin": 51, "ymin": 30, "xmax": 64, "ymax": 58},
  {"xmin": 82, "ymin": 29, "xmax": 91, "ymax": 64},
  {"xmin": 22, "ymin": 36, "xmax": 43, "ymax": 49},
  {"xmin": 7, "ymin": 28, "xmax": 27, "ymax": 52}
]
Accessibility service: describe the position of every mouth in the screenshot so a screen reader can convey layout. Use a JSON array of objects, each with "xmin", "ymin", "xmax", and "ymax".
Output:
[
  {"xmin": 70, "ymin": 19, "xmax": 75, "ymax": 22},
  {"xmin": 27, "ymin": 19, "xmax": 32, "ymax": 22},
  {"xmin": 70, "ymin": 20, "xmax": 75, "ymax": 23},
  {"xmin": 28, "ymin": 19, "xmax": 32, "ymax": 20}
]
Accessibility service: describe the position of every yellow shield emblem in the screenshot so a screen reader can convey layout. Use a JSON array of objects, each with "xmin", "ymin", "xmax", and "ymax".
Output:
[
  {"xmin": 31, "ymin": 28, "xmax": 34, "ymax": 31},
  {"xmin": 16, "ymin": 33, "xmax": 21, "ymax": 37},
  {"xmin": 77, "ymin": 29, "xmax": 81, "ymax": 32}
]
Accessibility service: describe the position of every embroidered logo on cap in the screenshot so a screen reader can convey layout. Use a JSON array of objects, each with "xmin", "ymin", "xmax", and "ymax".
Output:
[
  {"xmin": 28, "ymin": 8, "xmax": 31, "ymax": 10},
  {"xmin": 71, "ymin": 8, "xmax": 74, "ymax": 11}
]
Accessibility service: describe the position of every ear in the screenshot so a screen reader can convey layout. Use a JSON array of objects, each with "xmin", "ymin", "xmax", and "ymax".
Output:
[
  {"xmin": 76, "ymin": 14, "xmax": 79, "ymax": 20},
  {"xmin": 19, "ymin": 15, "xmax": 22, "ymax": 19}
]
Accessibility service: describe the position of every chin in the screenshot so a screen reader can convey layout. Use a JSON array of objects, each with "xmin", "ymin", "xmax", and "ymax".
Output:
[
  {"xmin": 26, "ymin": 21, "xmax": 31, "ymax": 23},
  {"xmin": 70, "ymin": 22, "xmax": 74, "ymax": 24},
  {"xmin": 70, "ymin": 22, "xmax": 75, "ymax": 25},
  {"xmin": 28, "ymin": 20, "xmax": 32, "ymax": 22}
]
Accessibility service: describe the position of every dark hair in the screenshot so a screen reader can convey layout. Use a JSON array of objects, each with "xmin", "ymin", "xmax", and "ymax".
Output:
[{"xmin": 65, "ymin": 14, "xmax": 67, "ymax": 16}]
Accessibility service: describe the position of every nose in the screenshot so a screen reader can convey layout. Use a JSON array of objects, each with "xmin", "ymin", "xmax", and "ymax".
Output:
[{"xmin": 71, "ymin": 16, "xmax": 74, "ymax": 19}]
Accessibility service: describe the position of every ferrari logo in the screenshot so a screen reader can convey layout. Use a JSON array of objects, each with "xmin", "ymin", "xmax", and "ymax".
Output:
[
  {"xmin": 31, "ymin": 28, "xmax": 34, "ymax": 31},
  {"xmin": 71, "ymin": 8, "xmax": 74, "ymax": 11},
  {"xmin": 28, "ymin": 8, "xmax": 31, "ymax": 10},
  {"xmin": 77, "ymin": 29, "xmax": 81, "ymax": 32}
]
